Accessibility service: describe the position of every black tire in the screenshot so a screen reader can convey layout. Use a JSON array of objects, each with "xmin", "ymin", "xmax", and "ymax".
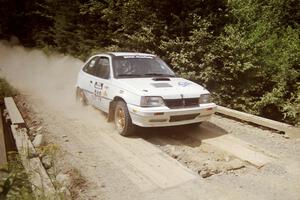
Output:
[
  {"xmin": 76, "ymin": 88, "xmax": 88, "ymax": 106},
  {"xmin": 114, "ymin": 101, "xmax": 135, "ymax": 136}
]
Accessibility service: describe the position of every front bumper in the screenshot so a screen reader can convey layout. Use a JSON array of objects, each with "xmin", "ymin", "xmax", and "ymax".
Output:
[{"xmin": 127, "ymin": 103, "xmax": 217, "ymax": 127}]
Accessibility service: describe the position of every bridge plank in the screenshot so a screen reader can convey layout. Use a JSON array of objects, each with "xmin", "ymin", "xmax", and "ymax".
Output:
[
  {"xmin": 203, "ymin": 135, "xmax": 275, "ymax": 168},
  {"xmin": 188, "ymin": 125, "xmax": 276, "ymax": 168}
]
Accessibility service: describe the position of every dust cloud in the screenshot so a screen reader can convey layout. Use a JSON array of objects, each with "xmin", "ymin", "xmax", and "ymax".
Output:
[
  {"xmin": 0, "ymin": 41, "xmax": 83, "ymax": 109},
  {"xmin": 0, "ymin": 41, "xmax": 115, "ymax": 130},
  {"xmin": 0, "ymin": 41, "xmax": 83, "ymax": 103}
]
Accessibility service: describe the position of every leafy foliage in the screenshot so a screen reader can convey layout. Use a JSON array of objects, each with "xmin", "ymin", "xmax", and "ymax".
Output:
[
  {"xmin": 0, "ymin": 0, "xmax": 299, "ymax": 125},
  {"xmin": 0, "ymin": 152, "xmax": 34, "ymax": 200}
]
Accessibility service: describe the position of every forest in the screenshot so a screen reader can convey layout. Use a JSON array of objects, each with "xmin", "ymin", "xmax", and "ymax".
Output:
[{"xmin": 0, "ymin": 0, "xmax": 299, "ymax": 126}]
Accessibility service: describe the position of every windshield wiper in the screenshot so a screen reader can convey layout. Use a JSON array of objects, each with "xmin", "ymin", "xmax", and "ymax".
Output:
[
  {"xmin": 117, "ymin": 74, "xmax": 143, "ymax": 77},
  {"xmin": 143, "ymin": 73, "xmax": 176, "ymax": 77}
]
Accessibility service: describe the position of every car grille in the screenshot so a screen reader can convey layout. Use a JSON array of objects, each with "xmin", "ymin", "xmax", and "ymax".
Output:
[
  {"xmin": 169, "ymin": 113, "xmax": 200, "ymax": 122},
  {"xmin": 164, "ymin": 98, "xmax": 199, "ymax": 109}
]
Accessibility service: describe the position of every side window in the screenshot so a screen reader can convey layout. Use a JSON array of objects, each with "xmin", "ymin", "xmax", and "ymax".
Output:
[
  {"xmin": 83, "ymin": 57, "xmax": 99, "ymax": 75},
  {"xmin": 94, "ymin": 57, "xmax": 110, "ymax": 79}
]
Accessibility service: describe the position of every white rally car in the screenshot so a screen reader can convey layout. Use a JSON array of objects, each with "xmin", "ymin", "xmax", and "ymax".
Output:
[{"xmin": 76, "ymin": 52, "xmax": 216, "ymax": 136}]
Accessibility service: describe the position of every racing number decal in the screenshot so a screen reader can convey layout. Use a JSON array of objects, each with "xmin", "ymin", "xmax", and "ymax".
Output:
[
  {"xmin": 94, "ymin": 89, "xmax": 101, "ymax": 96},
  {"xmin": 94, "ymin": 82, "xmax": 103, "ymax": 101}
]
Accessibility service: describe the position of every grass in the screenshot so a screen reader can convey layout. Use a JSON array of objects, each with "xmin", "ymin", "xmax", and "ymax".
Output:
[{"xmin": 0, "ymin": 78, "xmax": 17, "ymax": 100}]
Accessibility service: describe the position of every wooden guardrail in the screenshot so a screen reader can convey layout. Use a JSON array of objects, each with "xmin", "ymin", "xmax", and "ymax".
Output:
[
  {"xmin": 4, "ymin": 97, "xmax": 26, "ymax": 128},
  {"xmin": 217, "ymin": 106, "xmax": 300, "ymax": 138},
  {"xmin": 3, "ymin": 97, "xmax": 57, "ymax": 199}
]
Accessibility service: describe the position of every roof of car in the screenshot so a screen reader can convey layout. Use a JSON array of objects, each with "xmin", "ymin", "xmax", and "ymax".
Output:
[{"xmin": 107, "ymin": 52, "xmax": 156, "ymax": 57}]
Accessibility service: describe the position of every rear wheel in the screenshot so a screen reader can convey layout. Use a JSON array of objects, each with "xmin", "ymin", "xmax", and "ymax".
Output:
[
  {"xmin": 76, "ymin": 88, "xmax": 87, "ymax": 106},
  {"xmin": 114, "ymin": 101, "xmax": 135, "ymax": 136}
]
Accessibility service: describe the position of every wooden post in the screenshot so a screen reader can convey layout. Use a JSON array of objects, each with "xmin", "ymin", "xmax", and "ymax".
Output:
[{"xmin": 0, "ymin": 106, "xmax": 7, "ymax": 166}]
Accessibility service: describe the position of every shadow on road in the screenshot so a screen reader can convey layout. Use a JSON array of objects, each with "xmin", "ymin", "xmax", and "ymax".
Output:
[{"xmin": 135, "ymin": 121, "xmax": 228, "ymax": 148}]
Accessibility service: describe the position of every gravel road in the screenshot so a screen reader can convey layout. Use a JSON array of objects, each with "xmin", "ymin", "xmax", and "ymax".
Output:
[{"xmin": 1, "ymin": 42, "xmax": 300, "ymax": 200}]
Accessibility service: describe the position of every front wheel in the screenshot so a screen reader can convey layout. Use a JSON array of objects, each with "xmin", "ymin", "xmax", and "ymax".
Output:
[{"xmin": 114, "ymin": 101, "xmax": 135, "ymax": 136}]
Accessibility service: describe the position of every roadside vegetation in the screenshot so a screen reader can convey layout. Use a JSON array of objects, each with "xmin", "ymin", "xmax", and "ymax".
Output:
[
  {"xmin": 0, "ymin": 78, "xmax": 17, "ymax": 100},
  {"xmin": 0, "ymin": 153, "xmax": 35, "ymax": 200},
  {"xmin": 0, "ymin": 0, "xmax": 299, "ymax": 125}
]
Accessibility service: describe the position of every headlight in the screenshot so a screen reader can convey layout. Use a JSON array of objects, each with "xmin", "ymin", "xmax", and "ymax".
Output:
[
  {"xmin": 199, "ymin": 94, "xmax": 211, "ymax": 104},
  {"xmin": 140, "ymin": 96, "xmax": 164, "ymax": 107}
]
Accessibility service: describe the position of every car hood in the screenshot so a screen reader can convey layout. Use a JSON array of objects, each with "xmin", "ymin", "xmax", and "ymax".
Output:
[{"xmin": 115, "ymin": 77, "xmax": 209, "ymax": 99}]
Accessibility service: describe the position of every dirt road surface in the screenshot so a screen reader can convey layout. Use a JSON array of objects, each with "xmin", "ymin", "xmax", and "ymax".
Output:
[{"xmin": 1, "ymin": 42, "xmax": 300, "ymax": 200}]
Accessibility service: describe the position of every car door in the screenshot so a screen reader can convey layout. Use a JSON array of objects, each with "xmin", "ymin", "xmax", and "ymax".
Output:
[
  {"xmin": 79, "ymin": 56, "xmax": 100, "ymax": 104},
  {"xmin": 89, "ymin": 56, "xmax": 111, "ymax": 113}
]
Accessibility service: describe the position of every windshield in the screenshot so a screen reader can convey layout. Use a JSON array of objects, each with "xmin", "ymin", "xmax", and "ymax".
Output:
[{"xmin": 112, "ymin": 56, "xmax": 176, "ymax": 78}]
